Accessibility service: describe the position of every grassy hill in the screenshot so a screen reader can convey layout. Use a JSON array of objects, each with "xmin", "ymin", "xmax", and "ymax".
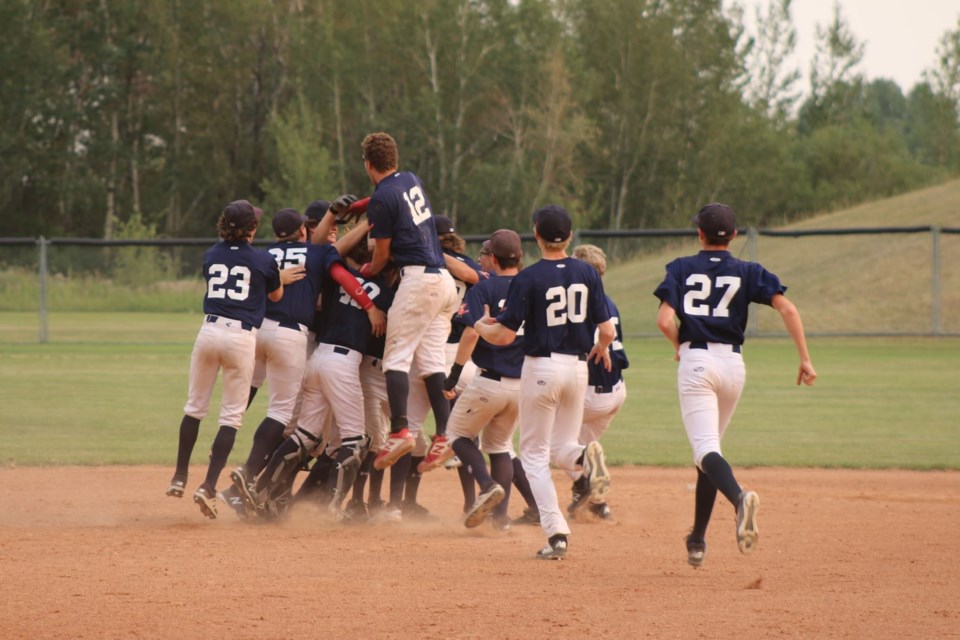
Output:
[{"xmin": 602, "ymin": 177, "xmax": 960, "ymax": 337}]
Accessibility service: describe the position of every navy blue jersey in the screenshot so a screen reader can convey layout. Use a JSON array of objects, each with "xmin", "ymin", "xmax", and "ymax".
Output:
[
  {"xmin": 264, "ymin": 242, "xmax": 342, "ymax": 327},
  {"xmin": 445, "ymin": 249, "xmax": 485, "ymax": 344},
  {"xmin": 453, "ymin": 274, "xmax": 525, "ymax": 378},
  {"xmin": 588, "ymin": 296, "xmax": 629, "ymax": 388},
  {"xmin": 367, "ymin": 172, "xmax": 445, "ymax": 268},
  {"xmin": 653, "ymin": 250, "xmax": 786, "ymax": 345},
  {"xmin": 202, "ymin": 241, "xmax": 281, "ymax": 327},
  {"xmin": 318, "ymin": 265, "xmax": 395, "ymax": 354},
  {"xmin": 497, "ymin": 257, "xmax": 611, "ymax": 357}
]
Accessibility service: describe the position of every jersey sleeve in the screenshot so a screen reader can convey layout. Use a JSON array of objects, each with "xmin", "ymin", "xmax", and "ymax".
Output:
[
  {"xmin": 748, "ymin": 263, "xmax": 787, "ymax": 305},
  {"xmin": 587, "ymin": 268, "xmax": 611, "ymax": 324},
  {"xmin": 652, "ymin": 259, "xmax": 682, "ymax": 310},
  {"xmin": 453, "ymin": 280, "xmax": 486, "ymax": 327},
  {"xmin": 263, "ymin": 255, "xmax": 282, "ymax": 293}
]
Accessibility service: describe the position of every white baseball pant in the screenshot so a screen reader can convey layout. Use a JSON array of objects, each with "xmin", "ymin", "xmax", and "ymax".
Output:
[{"xmin": 183, "ymin": 316, "xmax": 257, "ymax": 428}]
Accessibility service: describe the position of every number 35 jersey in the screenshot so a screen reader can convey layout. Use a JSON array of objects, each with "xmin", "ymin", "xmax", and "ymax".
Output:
[
  {"xmin": 497, "ymin": 257, "xmax": 610, "ymax": 358},
  {"xmin": 263, "ymin": 241, "xmax": 343, "ymax": 328},
  {"xmin": 653, "ymin": 250, "xmax": 786, "ymax": 346},
  {"xmin": 202, "ymin": 240, "xmax": 282, "ymax": 328}
]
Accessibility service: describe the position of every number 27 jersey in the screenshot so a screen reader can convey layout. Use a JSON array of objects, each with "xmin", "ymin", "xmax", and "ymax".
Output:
[{"xmin": 653, "ymin": 250, "xmax": 786, "ymax": 346}]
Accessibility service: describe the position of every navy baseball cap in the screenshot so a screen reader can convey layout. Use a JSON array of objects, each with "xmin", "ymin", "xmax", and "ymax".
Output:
[
  {"xmin": 533, "ymin": 204, "xmax": 572, "ymax": 243},
  {"xmin": 272, "ymin": 208, "xmax": 306, "ymax": 236},
  {"xmin": 693, "ymin": 203, "xmax": 737, "ymax": 238},
  {"xmin": 304, "ymin": 199, "xmax": 331, "ymax": 223},
  {"xmin": 487, "ymin": 229, "xmax": 522, "ymax": 260},
  {"xmin": 434, "ymin": 215, "xmax": 455, "ymax": 235},
  {"xmin": 222, "ymin": 200, "xmax": 263, "ymax": 228}
]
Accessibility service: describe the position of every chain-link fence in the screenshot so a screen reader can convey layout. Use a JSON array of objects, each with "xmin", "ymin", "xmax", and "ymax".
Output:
[{"xmin": 1, "ymin": 226, "xmax": 958, "ymax": 343}]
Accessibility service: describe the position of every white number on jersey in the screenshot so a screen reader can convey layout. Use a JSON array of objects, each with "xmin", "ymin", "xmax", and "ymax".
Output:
[
  {"xmin": 683, "ymin": 274, "xmax": 742, "ymax": 317},
  {"xmin": 497, "ymin": 297, "xmax": 525, "ymax": 336},
  {"xmin": 339, "ymin": 280, "xmax": 382, "ymax": 309},
  {"xmin": 594, "ymin": 314, "xmax": 621, "ymax": 350},
  {"xmin": 268, "ymin": 246, "xmax": 307, "ymax": 269},
  {"xmin": 545, "ymin": 283, "xmax": 589, "ymax": 327},
  {"xmin": 208, "ymin": 264, "xmax": 252, "ymax": 301},
  {"xmin": 402, "ymin": 186, "xmax": 432, "ymax": 225}
]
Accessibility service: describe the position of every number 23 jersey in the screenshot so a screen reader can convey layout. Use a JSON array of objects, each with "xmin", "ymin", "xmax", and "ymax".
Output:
[
  {"xmin": 202, "ymin": 240, "xmax": 282, "ymax": 328},
  {"xmin": 653, "ymin": 250, "xmax": 786, "ymax": 346}
]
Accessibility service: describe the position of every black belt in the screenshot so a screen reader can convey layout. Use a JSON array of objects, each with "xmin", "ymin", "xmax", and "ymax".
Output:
[
  {"xmin": 206, "ymin": 314, "xmax": 252, "ymax": 331},
  {"xmin": 479, "ymin": 369, "xmax": 507, "ymax": 382},
  {"xmin": 592, "ymin": 379, "xmax": 622, "ymax": 394},
  {"xmin": 689, "ymin": 341, "xmax": 741, "ymax": 353},
  {"xmin": 278, "ymin": 321, "xmax": 303, "ymax": 331},
  {"xmin": 333, "ymin": 346, "xmax": 350, "ymax": 356}
]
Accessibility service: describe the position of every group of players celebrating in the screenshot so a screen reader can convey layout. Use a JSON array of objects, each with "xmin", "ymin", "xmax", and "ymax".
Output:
[{"xmin": 166, "ymin": 131, "xmax": 817, "ymax": 565}]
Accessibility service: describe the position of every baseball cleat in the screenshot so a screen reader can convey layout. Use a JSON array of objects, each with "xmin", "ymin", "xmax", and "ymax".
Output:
[
  {"xmin": 512, "ymin": 508, "xmax": 541, "ymax": 526},
  {"xmin": 166, "ymin": 476, "xmax": 187, "ymax": 498},
  {"xmin": 490, "ymin": 514, "xmax": 512, "ymax": 532},
  {"xmin": 589, "ymin": 502, "xmax": 614, "ymax": 521},
  {"xmin": 566, "ymin": 476, "xmax": 590, "ymax": 514},
  {"xmin": 218, "ymin": 485, "xmax": 251, "ymax": 520},
  {"xmin": 582, "ymin": 441, "xmax": 611, "ymax": 505},
  {"xmin": 229, "ymin": 466, "xmax": 260, "ymax": 513},
  {"xmin": 535, "ymin": 534, "xmax": 568, "ymax": 560},
  {"xmin": 193, "ymin": 483, "xmax": 218, "ymax": 519},
  {"xmin": 417, "ymin": 434, "xmax": 454, "ymax": 473},
  {"xmin": 686, "ymin": 534, "xmax": 706, "ymax": 567},
  {"xmin": 736, "ymin": 490, "xmax": 760, "ymax": 554},
  {"xmin": 464, "ymin": 483, "xmax": 505, "ymax": 528},
  {"xmin": 373, "ymin": 428, "xmax": 416, "ymax": 470}
]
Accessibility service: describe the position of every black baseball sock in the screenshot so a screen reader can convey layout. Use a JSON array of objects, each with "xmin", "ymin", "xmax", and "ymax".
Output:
[
  {"xmin": 352, "ymin": 450, "xmax": 374, "ymax": 501},
  {"xmin": 174, "ymin": 415, "xmax": 201, "ymax": 478},
  {"xmin": 389, "ymin": 453, "xmax": 412, "ymax": 507},
  {"xmin": 690, "ymin": 467, "xmax": 718, "ymax": 541},
  {"xmin": 457, "ymin": 466, "xmax": 477, "ymax": 512},
  {"xmin": 368, "ymin": 460, "xmax": 385, "ymax": 505},
  {"xmin": 385, "ymin": 371, "xmax": 409, "ymax": 433},
  {"xmin": 297, "ymin": 451, "xmax": 333, "ymax": 498},
  {"xmin": 488, "ymin": 452, "xmax": 514, "ymax": 516},
  {"xmin": 511, "ymin": 456, "xmax": 538, "ymax": 511},
  {"xmin": 246, "ymin": 385, "xmax": 259, "ymax": 409},
  {"xmin": 452, "ymin": 436, "xmax": 492, "ymax": 490},
  {"xmin": 245, "ymin": 417, "xmax": 287, "ymax": 476},
  {"xmin": 699, "ymin": 452, "xmax": 742, "ymax": 506},
  {"xmin": 204, "ymin": 425, "xmax": 238, "ymax": 489},
  {"xmin": 404, "ymin": 456, "xmax": 424, "ymax": 505},
  {"xmin": 422, "ymin": 372, "xmax": 451, "ymax": 435}
]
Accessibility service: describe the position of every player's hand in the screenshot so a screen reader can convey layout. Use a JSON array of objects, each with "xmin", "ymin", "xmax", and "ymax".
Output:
[
  {"xmin": 478, "ymin": 304, "xmax": 496, "ymax": 325},
  {"xmin": 588, "ymin": 343, "xmax": 613, "ymax": 372},
  {"xmin": 279, "ymin": 265, "xmax": 306, "ymax": 285},
  {"xmin": 797, "ymin": 361, "xmax": 817, "ymax": 386},
  {"xmin": 442, "ymin": 388, "xmax": 457, "ymax": 400},
  {"xmin": 366, "ymin": 306, "xmax": 387, "ymax": 337},
  {"xmin": 359, "ymin": 262, "xmax": 373, "ymax": 277}
]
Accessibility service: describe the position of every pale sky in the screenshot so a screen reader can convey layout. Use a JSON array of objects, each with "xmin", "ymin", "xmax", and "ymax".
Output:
[{"xmin": 741, "ymin": 0, "xmax": 960, "ymax": 93}]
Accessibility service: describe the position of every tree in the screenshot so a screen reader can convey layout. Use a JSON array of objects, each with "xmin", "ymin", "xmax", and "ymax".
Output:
[{"xmin": 743, "ymin": 0, "xmax": 801, "ymax": 122}]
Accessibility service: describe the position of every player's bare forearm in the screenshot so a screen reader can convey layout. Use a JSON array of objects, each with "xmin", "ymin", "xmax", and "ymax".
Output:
[
  {"xmin": 366, "ymin": 238, "xmax": 392, "ymax": 276},
  {"xmin": 445, "ymin": 254, "xmax": 479, "ymax": 284},
  {"xmin": 772, "ymin": 294, "xmax": 817, "ymax": 386},
  {"xmin": 334, "ymin": 220, "xmax": 372, "ymax": 257},
  {"xmin": 455, "ymin": 327, "xmax": 480, "ymax": 365},
  {"xmin": 311, "ymin": 209, "xmax": 336, "ymax": 245},
  {"xmin": 268, "ymin": 284, "xmax": 283, "ymax": 302},
  {"xmin": 656, "ymin": 302, "xmax": 681, "ymax": 360}
]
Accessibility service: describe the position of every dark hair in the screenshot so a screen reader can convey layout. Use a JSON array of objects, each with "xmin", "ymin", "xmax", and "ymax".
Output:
[
  {"xmin": 361, "ymin": 132, "xmax": 399, "ymax": 173},
  {"xmin": 217, "ymin": 214, "xmax": 257, "ymax": 242},
  {"xmin": 493, "ymin": 254, "xmax": 521, "ymax": 270}
]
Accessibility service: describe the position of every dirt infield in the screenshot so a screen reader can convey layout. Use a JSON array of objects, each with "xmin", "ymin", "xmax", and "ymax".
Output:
[{"xmin": 0, "ymin": 465, "xmax": 956, "ymax": 639}]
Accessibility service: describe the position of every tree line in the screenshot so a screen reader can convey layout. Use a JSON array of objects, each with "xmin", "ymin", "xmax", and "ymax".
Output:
[{"xmin": 2, "ymin": 0, "xmax": 959, "ymax": 241}]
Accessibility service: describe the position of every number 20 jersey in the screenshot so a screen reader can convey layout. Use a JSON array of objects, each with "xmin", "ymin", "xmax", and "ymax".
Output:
[
  {"xmin": 497, "ymin": 257, "xmax": 610, "ymax": 358},
  {"xmin": 653, "ymin": 249, "xmax": 786, "ymax": 346},
  {"xmin": 202, "ymin": 240, "xmax": 281, "ymax": 328}
]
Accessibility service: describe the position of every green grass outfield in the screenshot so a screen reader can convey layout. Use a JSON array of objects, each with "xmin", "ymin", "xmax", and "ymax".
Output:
[{"xmin": 1, "ymin": 324, "xmax": 956, "ymax": 469}]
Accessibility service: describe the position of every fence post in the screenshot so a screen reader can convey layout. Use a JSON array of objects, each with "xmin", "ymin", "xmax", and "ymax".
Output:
[
  {"xmin": 38, "ymin": 236, "xmax": 49, "ymax": 344},
  {"xmin": 931, "ymin": 226, "xmax": 941, "ymax": 336},
  {"xmin": 747, "ymin": 226, "xmax": 759, "ymax": 337}
]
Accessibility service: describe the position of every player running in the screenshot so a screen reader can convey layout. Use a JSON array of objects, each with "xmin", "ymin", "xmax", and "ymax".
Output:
[
  {"xmin": 166, "ymin": 200, "xmax": 287, "ymax": 519},
  {"xmin": 654, "ymin": 202, "xmax": 816, "ymax": 567},
  {"xmin": 473, "ymin": 205, "xmax": 616, "ymax": 560}
]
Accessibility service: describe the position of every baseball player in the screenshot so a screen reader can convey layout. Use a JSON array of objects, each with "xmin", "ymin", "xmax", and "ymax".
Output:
[
  {"xmin": 654, "ymin": 202, "xmax": 817, "ymax": 567},
  {"xmin": 166, "ymin": 200, "xmax": 287, "ymax": 519},
  {"xmin": 567, "ymin": 244, "xmax": 629, "ymax": 521},
  {"xmin": 357, "ymin": 132, "xmax": 459, "ymax": 520},
  {"xmin": 234, "ymin": 219, "xmax": 386, "ymax": 517},
  {"xmin": 227, "ymin": 207, "xmax": 384, "ymax": 517},
  {"xmin": 473, "ymin": 205, "xmax": 615, "ymax": 560},
  {"xmin": 442, "ymin": 229, "xmax": 526, "ymax": 531}
]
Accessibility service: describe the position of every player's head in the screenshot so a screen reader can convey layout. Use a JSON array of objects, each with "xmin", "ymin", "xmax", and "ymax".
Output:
[
  {"xmin": 693, "ymin": 203, "xmax": 737, "ymax": 247},
  {"xmin": 478, "ymin": 241, "xmax": 494, "ymax": 271},
  {"xmin": 486, "ymin": 229, "xmax": 522, "ymax": 271},
  {"xmin": 434, "ymin": 215, "xmax": 466, "ymax": 254},
  {"xmin": 218, "ymin": 200, "xmax": 262, "ymax": 242},
  {"xmin": 272, "ymin": 208, "xmax": 307, "ymax": 242},
  {"xmin": 572, "ymin": 244, "xmax": 606, "ymax": 277},
  {"xmin": 304, "ymin": 199, "xmax": 331, "ymax": 242},
  {"xmin": 362, "ymin": 132, "xmax": 399, "ymax": 178},
  {"xmin": 532, "ymin": 204, "xmax": 572, "ymax": 251}
]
